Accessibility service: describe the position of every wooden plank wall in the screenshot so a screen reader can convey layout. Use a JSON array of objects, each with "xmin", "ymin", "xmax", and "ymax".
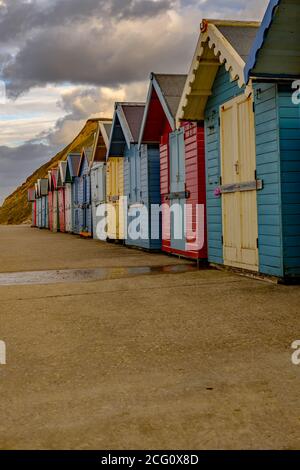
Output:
[
  {"xmin": 254, "ymin": 83, "xmax": 283, "ymax": 277},
  {"xmin": 278, "ymin": 84, "xmax": 300, "ymax": 277}
]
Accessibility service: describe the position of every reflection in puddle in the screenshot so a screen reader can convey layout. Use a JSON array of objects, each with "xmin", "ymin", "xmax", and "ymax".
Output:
[{"xmin": 0, "ymin": 264, "xmax": 197, "ymax": 286}]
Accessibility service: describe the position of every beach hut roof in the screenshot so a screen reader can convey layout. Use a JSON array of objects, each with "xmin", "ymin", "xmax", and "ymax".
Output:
[
  {"xmin": 107, "ymin": 103, "xmax": 145, "ymax": 156},
  {"xmin": 57, "ymin": 161, "xmax": 68, "ymax": 187},
  {"xmin": 100, "ymin": 121, "xmax": 112, "ymax": 149},
  {"xmin": 38, "ymin": 178, "xmax": 48, "ymax": 196},
  {"xmin": 89, "ymin": 119, "xmax": 113, "ymax": 166},
  {"xmin": 51, "ymin": 168, "xmax": 59, "ymax": 190},
  {"xmin": 78, "ymin": 146, "xmax": 94, "ymax": 175},
  {"xmin": 139, "ymin": 73, "xmax": 187, "ymax": 145},
  {"xmin": 67, "ymin": 153, "xmax": 81, "ymax": 178},
  {"xmin": 82, "ymin": 147, "xmax": 94, "ymax": 164},
  {"xmin": 153, "ymin": 74, "xmax": 188, "ymax": 119},
  {"xmin": 245, "ymin": 0, "xmax": 300, "ymax": 81},
  {"xmin": 176, "ymin": 19, "xmax": 260, "ymax": 123},
  {"xmin": 27, "ymin": 187, "xmax": 36, "ymax": 202}
]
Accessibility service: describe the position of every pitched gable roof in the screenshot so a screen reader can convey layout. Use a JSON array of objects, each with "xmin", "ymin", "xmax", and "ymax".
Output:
[
  {"xmin": 101, "ymin": 122, "xmax": 112, "ymax": 147},
  {"xmin": 154, "ymin": 74, "xmax": 187, "ymax": 117},
  {"xmin": 177, "ymin": 19, "xmax": 260, "ymax": 123},
  {"xmin": 245, "ymin": 0, "xmax": 300, "ymax": 81},
  {"xmin": 50, "ymin": 168, "xmax": 59, "ymax": 190},
  {"xmin": 120, "ymin": 103, "xmax": 145, "ymax": 142},
  {"xmin": 58, "ymin": 161, "xmax": 68, "ymax": 186},
  {"xmin": 107, "ymin": 103, "xmax": 145, "ymax": 157},
  {"xmin": 67, "ymin": 153, "xmax": 81, "ymax": 178},
  {"xmin": 78, "ymin": 147, "xmax": 93, "ymax": 176},
  {"xmin": 28, "ymin": 187, "xmax": 36, "ymax": 202},
  {"xmin": 139, "ymin": 73, "xmax": 187, "ymax": 145},
  {"xmin": 38, "ymin": 178, "xmax": 48, "ymax": 196},
  {"xmin": 85, "ymin": 119, "xmax": 113, "ymax": 166}
]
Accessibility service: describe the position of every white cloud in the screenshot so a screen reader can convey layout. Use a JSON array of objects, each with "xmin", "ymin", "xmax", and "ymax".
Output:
[{"xmin": 0, "ymin": 0, "xmax": 271, "ymax": 205}]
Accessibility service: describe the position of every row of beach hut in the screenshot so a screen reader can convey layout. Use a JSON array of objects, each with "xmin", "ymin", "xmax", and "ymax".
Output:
[{"xmin": 28, "ymin": 0, "xmax": 300, "ymax": 281}]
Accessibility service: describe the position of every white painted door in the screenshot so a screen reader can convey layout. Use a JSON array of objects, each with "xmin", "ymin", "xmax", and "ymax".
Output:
[{"xmin": 220, "ymin": 94, "xmax": 258, "ymax": 271}]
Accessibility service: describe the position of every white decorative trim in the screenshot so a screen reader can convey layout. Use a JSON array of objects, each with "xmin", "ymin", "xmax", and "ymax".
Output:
[
  {"xmin": 176, "ymin": 22, "xmax": 252, "ymax": 125},
  {"xmin": 208, "ymin": 24, "xmax": 245, "ymax": 87},
  {"xmin": 99, "ymin": 121, "xmax": 111, "ymax": 151},
  {"xmin": 117, "ymin": 105, "xmax": 134, "ymax": 149}
]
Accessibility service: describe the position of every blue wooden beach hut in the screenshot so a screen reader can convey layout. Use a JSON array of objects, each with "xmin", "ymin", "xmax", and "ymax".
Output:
[
  {"xmin": 37, "ymin": 178, "xmax": 48, "ymax": 229},
  {"xmin": 178, "ymin": 9, "xmax": 300, "ymax": 280},
  {"xmin": 110, "ymin": 102, "xmax": 164, "ymax": 250},
  {"xmin": 243, "ymin": 0, "xmax": 300, "ymax": 280},
  {"xmin": 90, "ymin": 120, "xmax": 112, "ymax": 240},
  {"xmin": 34, "ymin": 182, "xmax": 41, "ymax": 228},
  {"xmin": 78, "ymin": 148, "xmax": 93, "ymax": 237},
  {"xmin": 108, "ymin": 102, "xmax": 161, "ymax": 249},
  {"xmin": 106, "ymin": 103, "xmax": 145, "ymax": 246},
  {"xmin": 67, "ymin": 153, "xmax": 81, "ymax": 234},
  {"xmin": 177, "ymin": 19, "xmax": 261, "ymax": 274}
]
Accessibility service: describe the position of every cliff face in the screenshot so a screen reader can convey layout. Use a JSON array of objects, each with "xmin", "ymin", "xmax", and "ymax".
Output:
[{"xmin": 0, "ymin": 120, "xmax": 98, "ymax": 225}]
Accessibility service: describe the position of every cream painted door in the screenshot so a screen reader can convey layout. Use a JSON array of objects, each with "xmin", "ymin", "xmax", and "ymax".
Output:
[
  {"xmin": 107, "ymin": 158, "xmax": 125, "ymax": 240},
  {"xmin": 220, "ymin": 94, "xmax": 258, "ymax": 272}
]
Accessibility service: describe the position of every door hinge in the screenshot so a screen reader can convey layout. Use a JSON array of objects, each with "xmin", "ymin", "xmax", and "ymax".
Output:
[
  {"xmin": 218, "ymin": 117, "xmax": 221, "ymax": 126},
  {"xmin": 221, "ymin": 235, "xmax": 224, "ymax": 245},
  {"xmin": 219, "ymin": 176, "xmax": 222, "ymax": 186},
  {"xmin": 254, "ymin": 170, "xmax": 257, "ymax": 180},
  {"xmin": 256, "ymin": 238, "xmax": 259, "ymax": 249},
  {"xmin": 253, "ymin": 101, "xmax": 255, "ymax": 114}
]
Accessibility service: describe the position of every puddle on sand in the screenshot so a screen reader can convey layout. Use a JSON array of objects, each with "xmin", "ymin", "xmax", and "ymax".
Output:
[{"xmin": 0, "ymin": 264, "xmax": 198, "ymax": 286}]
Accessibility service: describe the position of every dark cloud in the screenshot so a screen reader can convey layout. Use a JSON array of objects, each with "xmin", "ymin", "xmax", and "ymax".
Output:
[
  {"xmin": 0, "ymin": 0, "xmax": 175, "ymax": 42},
  {"xmin": 1, "ymin": 0, "xmax": 182, "ymax": 96},
  {"xmin": 0, "ymin": 142, "xmax": 58, "ymax": 204},
  {"xmin": 1, "ymin": 0, "xmax": 267, "ymax": 96},
  {"xmin": 0, "ymin": 0, "xmax": 269, "ymax": 204}
]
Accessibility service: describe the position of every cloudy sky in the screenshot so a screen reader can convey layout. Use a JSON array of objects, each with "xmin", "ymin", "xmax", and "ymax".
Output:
[{"xmin": 0, "ymin": 0, "xmax": 269, "ymax": 205}]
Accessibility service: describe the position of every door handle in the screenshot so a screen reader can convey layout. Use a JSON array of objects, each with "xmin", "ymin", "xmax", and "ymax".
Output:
[{"xmin": 234, "ymin": 161, "xmax": 239, "ymax": 175}]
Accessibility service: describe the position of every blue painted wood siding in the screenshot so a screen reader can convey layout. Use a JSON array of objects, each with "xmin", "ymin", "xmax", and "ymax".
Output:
[
  {"xmin": 124, "ymin": 144, "xmax": 161, "ymax": 250},
  {"xmin": 278, "ymin": 84, "xmax": 300, "ymax": 277},
  {"xmin": 37, "ymin": 199, "xmax": 42, "ymax": 228},
  {"xmin": 254, "ymin": 83, "xmax": 283, "ymax": 277},
  {"xmin": 78, "ymin": 157, "xmax": 92, "ymax": 233},
  {"xmin": 72, "ymin": 177, "xmax": 82, "ymax": 234},
  {"xmin": 204, "ymin": 65, "xmax": 244, "ymax": 264},
  {"xmin": 205, "ymin": 69, "xmax": 300, "ymax": 278},
  {"xmin": 145, "ymin": 144, "xmax": 161, "ymax": 250},
  {"xmin": 124, "ymin": 145, "xmax": 136, "ymax": 205}
]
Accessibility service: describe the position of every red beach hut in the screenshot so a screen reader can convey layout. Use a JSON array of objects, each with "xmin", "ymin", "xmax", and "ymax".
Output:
[{"xmin": 139, "ymin": 73, "xmax": 207, "ymax": 261}]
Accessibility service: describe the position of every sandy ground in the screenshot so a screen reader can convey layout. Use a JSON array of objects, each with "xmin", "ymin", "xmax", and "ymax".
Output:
[{"xmin": 1, "ymin": 225, "xmax": 300, "ymax": 450}]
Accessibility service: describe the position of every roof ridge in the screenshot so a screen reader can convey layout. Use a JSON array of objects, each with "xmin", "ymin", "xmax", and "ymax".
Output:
[
  {"xmin": 116, "ymin": 102, "xmax": 145, "ymax": 107},
  {"xmin": 201, "ymin": 19, "xmax": 261, "ymax": 31},
  {"xmin": 152, "ymin": 73, "xmax": 187, "ymax": 77},
  {"xmin": 86, "ymin": 118, "xmax": 112, "ymax": 123}
]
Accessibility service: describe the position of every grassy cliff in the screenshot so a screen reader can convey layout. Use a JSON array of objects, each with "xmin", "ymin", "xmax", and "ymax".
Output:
[{"xmin": 0, "ymin": 119, "xmax": 98, "ymax": 225}]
